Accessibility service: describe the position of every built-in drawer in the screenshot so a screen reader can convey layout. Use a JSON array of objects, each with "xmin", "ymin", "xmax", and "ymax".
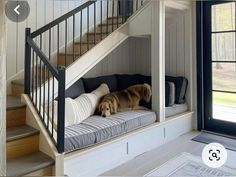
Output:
[{"xmin": 127, "ymin": 125, "xmax": 165, "ymax": 157}]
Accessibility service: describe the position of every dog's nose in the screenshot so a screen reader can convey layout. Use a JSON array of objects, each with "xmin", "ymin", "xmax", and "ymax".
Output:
[{"xmin": 102, "ymin": 115, "xmax": 106, "ymax": 117}]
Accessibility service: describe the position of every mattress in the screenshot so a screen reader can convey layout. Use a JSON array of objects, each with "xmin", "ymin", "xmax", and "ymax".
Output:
[
  {"xmin": 65, "ymin": 110, "xmax": 157, "ymax": 152},
  {"xmin": 165, "ymin": 103, "xmax": 188, "ymax": 118}
]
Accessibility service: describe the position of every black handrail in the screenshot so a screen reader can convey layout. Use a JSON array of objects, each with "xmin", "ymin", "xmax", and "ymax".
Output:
[
  {"xmin": 31, "ymin": 1, "xmax": 95, "ymax": 38},
  {"xmin": 25, "ymin": 0, "xmax": 144, "ymax": 153}
]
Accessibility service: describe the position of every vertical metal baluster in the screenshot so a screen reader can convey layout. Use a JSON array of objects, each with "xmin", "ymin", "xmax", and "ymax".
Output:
[
  {"xmin": 94, "ymin": 2, "xmax": 96, "ymax": 44},
  {"xmin": 122, "ymin": 0, "xmax": 124, "ymax": 23},
  {"xmin": 141, "ymin": 0, "xmax": 143, "ymax": 6},
  {"xmin": 51, "ymin": 77, "xmax": 55, "ymax": 137},
  {"xmin": 43, "ymin": 63, "xmax": 46, "ymax": 121},
  {"xmin": 49, "ymin": 29, "xmax": 51, "ymax": 61},
  {"xmin": 136, "ymin": 0, "xmax": 138, "ymax": 11},
  {"xmin": 57, "ymin": 24, "xmax": 59, "ymax": 67},
  {"xmin": 39, "ymin": 35, "xmax": 42, "ymax": 114},
  {"xmin": 112, "ymin": 0, "xmax": 114, "ymax": 31},
  {"xmin": 32, "ymin": 51, "xmax": 35, "ymax": 101},
  {"xmin": 100, "ymin": 0, "xmax": 102, "ymax": 40},
  {"xmin": 87, "ymin": 6, "xmax": 89, "ymax": 51},
  {"xmin": 124, "ymin": 0, "xmax": 126, "ymax": 21},
  {"xmin": 65, "ymin": 19, "xmax": 67, "ymax": 66},
  {"xmin": 35, "ymin": 54, "xmax": 38, "ymax": 109},
  {"xmin": 117, "ymin": 0, "xmax": 119, "ymax": 28},
  {"xmin": 47, "ymin": 69, "xmax": 50, "ymax": 128},
  {"xmin": 80, "ymin": 10, "xmax": 82, "ymax": 56},
  {"xmin": 106, "ymin": 0, "xmax": 109, "ymax": 35},
  {"xmin": 73, "ymin": 14, "xmax": 75, "ymax": 61}
]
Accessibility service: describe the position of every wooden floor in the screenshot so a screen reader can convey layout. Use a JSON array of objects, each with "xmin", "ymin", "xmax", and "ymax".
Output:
[{"xmin": 101, "ymin": 131, "xmax": 236, "ymax": 176}]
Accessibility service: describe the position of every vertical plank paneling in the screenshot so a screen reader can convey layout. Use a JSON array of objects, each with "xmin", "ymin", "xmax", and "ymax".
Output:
[
  {"xmin": 6, "ymin": 0, "xmax": 113, "ymax": 79},
  {"xmin": 17, "ymin": 20, "xmax": 27, "ymax": 72},
  {"xmin": 176, "ymin": 15, "xmax": 185, "ymax": 76},
  {"xmin": 165, "ymin": 10, "xmax": 193, "ymax": 108},
  {"xmin": 0, "ymin": 0, "xmax": 6, "ymax": 174},
  {"xmin": 84, "ymin": 37, "xmax": 151, "ymax": 78},
  {"xmin": 6, "ymin": 22, "xmax": 17, "ymax": 78}
]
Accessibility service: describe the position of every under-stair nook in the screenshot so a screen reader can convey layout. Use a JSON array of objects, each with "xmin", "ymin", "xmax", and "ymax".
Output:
[{"xmin": 5, "ymin": 0, "xmax": 196, "ymax": 176}]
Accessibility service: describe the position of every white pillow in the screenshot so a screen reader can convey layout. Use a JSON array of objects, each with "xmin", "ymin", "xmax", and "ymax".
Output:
[
  {"xmin": 47, "ymin": 98, "xmax": 78, "ymax": 129},
  {"xmin": 48, "ymin": 83, "xmax": 110, "ymax": 128},
  {"xmin": 73, "ymin": 83, "xmax": 110, "ymax": 124}
]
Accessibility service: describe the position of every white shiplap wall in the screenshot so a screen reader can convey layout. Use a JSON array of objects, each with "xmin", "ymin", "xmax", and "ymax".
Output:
[
  {"xmin": 7, "ymin": 0, "xmax": 83, "ymax": 79},
  {"xmin": 165, "ymin": 10, "xmax": 193, "ymax": 110},
  {"xmin": 84, "ymin": 36, "xmax": 151, "ymax": 78},
  {"xmin": 0, "ymin": 0, "xmax": 6, "ymax": 175},
  {"xmin": 7, "ymin": 0, "xmax": 117, "ymax": 79}
]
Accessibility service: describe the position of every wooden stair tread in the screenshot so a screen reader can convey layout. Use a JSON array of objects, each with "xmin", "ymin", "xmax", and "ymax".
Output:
[
  {"xmin": 7, "ymin": 151, "xmax": 54, "ymax": 177},
  {"xmin": 99, "ymin": 22, "xmax": 122, "ymax": 27},
  {"xmin": 59, "ymin": 52, "xmax": 81, "ymax": 56},
  {"xmin": 74, "ymin": 41, "xmax": 96, "ymax": 45},
  {"xmin": 7, "ymin": 95, "xmax": 25, "ymax": 110},
  {"xmin": 87, "ymin": 32, "xmax": 109, "ymax": 35},
  {"xmin": 11, "ymin": 79, "xmax": 24, "ymax": 86},
  {"xmin": 7, "ymin": 125, "xmax": 39, "ymax": 142}
]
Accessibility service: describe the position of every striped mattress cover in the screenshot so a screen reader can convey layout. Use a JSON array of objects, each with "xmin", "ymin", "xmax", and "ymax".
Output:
[{"xmin": 65, "ymin": 110, "xmax": 157, "ymax": 152}]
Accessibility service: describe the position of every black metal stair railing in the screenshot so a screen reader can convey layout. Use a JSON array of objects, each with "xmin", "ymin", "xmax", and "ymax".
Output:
[{"xmin": 24, "ymin": 0, "xmax": 144, "ymax": 153}]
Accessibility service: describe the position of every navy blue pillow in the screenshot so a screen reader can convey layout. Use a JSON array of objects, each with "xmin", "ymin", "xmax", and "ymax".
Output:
[
  {"xmin": 82, "ymin": 75, "xmax": 118, "ymax": 93},
  {"xmin": 65, "ymin": 79, "xmax": 85, "ymax": 99},
  {"xmin": 116, "ymin": 74, "xmax": 151, "ymax": 90},
  {"xmin": 165, "ymin": 76, "xmax": 188, "ymax": 104}
]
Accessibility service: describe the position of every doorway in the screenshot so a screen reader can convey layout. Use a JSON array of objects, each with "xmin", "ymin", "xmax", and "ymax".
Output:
[{"xmin": 199, "ymin": 1, "xmax": 236, "ymax": 136}]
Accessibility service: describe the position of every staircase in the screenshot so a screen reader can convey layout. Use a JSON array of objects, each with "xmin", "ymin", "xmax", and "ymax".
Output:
[
  {"xmin": 6, "ymin": 85, "xmax": 54, "ymax": 176},
  {"xmin": 5, "ymin": 0, "xmax": 145, "ymax": 175}
]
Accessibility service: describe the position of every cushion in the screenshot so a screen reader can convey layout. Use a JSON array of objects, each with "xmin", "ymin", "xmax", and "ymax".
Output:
[
  {"xmin": 165, "ymin": 82, "xmax": 170, "ymax": 107},
  {"xmin": 65, "ymin": 79, "xmax": 85, "ymax": 99},
  {"xmin": 82, "ymin": 75, "xmax": 118, "ymax": 93},
  {"xmin": 165, "ymin": 103, "xmax": 188, "ymax": 117},
  {"xmin": 65, "ymin": 110, "xmax": 157, "ymax": 152},
  {"xmin": 116, "ymin": 74, "xmax": 151, "ymax": 90},
  {"xmin": 166, "ymin": 82, "xmax": 175, "ymax": 106},
  {"xmin": 166, "ymin": 76, "xmax": 188, "ymax": 104}
]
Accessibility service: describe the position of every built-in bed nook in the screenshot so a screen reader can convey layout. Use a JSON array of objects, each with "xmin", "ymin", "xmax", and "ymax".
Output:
[{"xmin": 22, "ymin": 1, "xmax": 195, "ymax": 176}]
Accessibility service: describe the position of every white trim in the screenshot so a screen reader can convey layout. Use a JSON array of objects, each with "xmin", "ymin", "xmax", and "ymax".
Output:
[{"xmin": 151, "ymin": 0, "xmax": 165, "ymax": 122}]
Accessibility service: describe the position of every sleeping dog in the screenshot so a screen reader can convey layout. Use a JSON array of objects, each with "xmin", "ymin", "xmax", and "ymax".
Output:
[{"xmin": 97, "ymin": 84, "xmax": 151, "ymax": 117}]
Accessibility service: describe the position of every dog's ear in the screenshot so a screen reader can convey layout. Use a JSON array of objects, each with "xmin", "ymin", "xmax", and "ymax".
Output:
[
  {"xmin": 143, "ymin": 84, "xmax": 152, "ymax": 103},
  {"xmin": 108, "ymin": 101, "xmax": 114, "ymax": 113},
  {"xmin": 97, "ymin": 103, "xmax": 102, "ymax": 114}
]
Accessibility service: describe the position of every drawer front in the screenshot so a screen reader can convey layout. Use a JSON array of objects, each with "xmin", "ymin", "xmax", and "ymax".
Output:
[
  {"xmin": 65, "ymin": 141, "xmax": 128, "ymax": 177},
  {"xmin": 128, "ymin": 126, "xmax": 164, "ymax": 157},
  {"xmin": 164, "ymin": 114, "xmax": 193, "ymax": 142}
]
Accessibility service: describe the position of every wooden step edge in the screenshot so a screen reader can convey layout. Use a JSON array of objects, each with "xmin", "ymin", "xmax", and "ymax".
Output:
[
  {"xmin": 59, "ymin": 52, "xmax": 81, "ymax": 56},
  {"xmin": 7, "ymin": 125, "xmax": 39, "ymax": 142},
  {"xmin": 11, "ymin": 79, "xmax": 24, "ymax": 86},
  {"xmin": 98, "ymin": 22, "xmax": 123, "ymax": 27},
  {"xmin": 7, "ymin": 151, "xmax": 54, "ymax": 177},
  {"xmin": 107, "ymin": 16, "xmax": 122, "ymax": 20},
  {"xmin": 86, "ymin": 32, "xmax": 110, "ymax": 35},
  {"xmin": 7, "ymin": 95, "xmax": 26, "ymax": 110}
]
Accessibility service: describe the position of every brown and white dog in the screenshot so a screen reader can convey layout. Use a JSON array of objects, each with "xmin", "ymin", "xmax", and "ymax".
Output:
[{"xmin": 97, "ymin": 84, "xmax": 151, "ymax": 117}]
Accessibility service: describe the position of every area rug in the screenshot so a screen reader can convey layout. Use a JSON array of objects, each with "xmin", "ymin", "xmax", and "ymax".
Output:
[
  {"xmin": 192, "ymin": 132, "xmax": 236, "ymax": 152},
  {"xmin": 144, "ymin": 153, "xmax": 236, "ymax": 177}
]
